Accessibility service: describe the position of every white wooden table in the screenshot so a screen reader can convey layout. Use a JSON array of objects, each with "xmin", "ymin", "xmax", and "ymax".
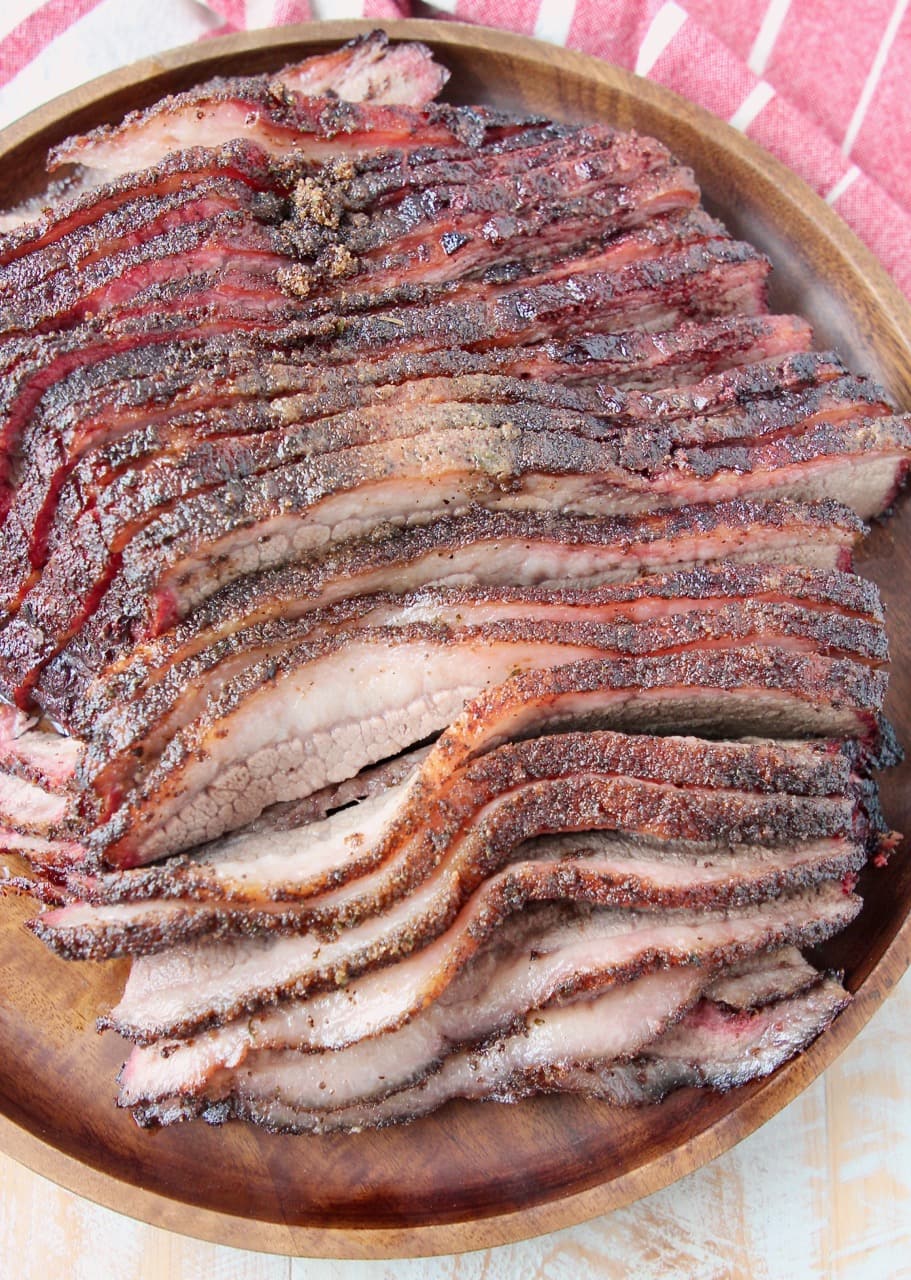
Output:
[{"xmin": 1, "ymin": 968, "xmax": 907, "ymax": 1279}]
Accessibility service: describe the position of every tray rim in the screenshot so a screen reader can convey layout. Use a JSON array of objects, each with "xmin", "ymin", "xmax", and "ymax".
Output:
[{"xmin": 0, "ymin": 16, "xmax": 909, "ymax": 1259}]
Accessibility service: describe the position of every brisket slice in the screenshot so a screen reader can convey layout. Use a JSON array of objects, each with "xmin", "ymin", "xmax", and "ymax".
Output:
[
  {"xmin": 0, "ymin": 770, "xmax": 74, "ymax": 837},
  {"xmin": 3, "ymin": 248, "xmax": 291, "ymax": 343},
  {"xmin": 21, "ymin": 564, "xmax": 872, "ymax": 843},
  {"xmin": 116, "ymin": 914, "xmax": 707, "ymax": 1109},
  {"xmin": 47, "ymin": 33, "xmax": 456, "ymax": 173},
  {"xmin": 33, "ymin": 818, "xmax": 866, "ymax": 960},
  {"xmin": 11, "ymin": 123, "xmax": 577, "ymax": 244},
  {"xmin": 0, "ymin": 142, "xmax": 286, "ymax": 268},
  {"xmin": 39, "ymin": 502, "xmax": 860, "ymax": 720},
  {"xmin": 705, "ymin": 945, "xmax": 819, "ymax": 1010},
  {"xmin": 113, "ymin": 944, "xmax": 820, "ymax": 1109},
  {"xmin": 0, "ymin": 212, "xmax": 289, "ymax": 337},
  {"xmin": 317, "ymin": 582, "xmax": 885, "ymax": 640},
  {"xmin": 24, "ymin": 347, "xmax": 843, "ymax": 514},
  {"xmin": 279, "ymin": 164, "xmax": 702, "ymax": 301},
  {"xmin": 0, "ymin": 827, "xmax": 85, "ymax": 870},
  {"xmin": 416, "ymin": 649, "xmax": 888, "ymax": 794},
  {"xmin": 4, "ymin": 409, "xmax": 903, "ymax": 714},
  {"xmin": 17, "ymin": 317, "xmax": 818, "ymax": 476},
  {"xmin": 0, "ymin": 309, "xmax": 808, "ymax": 511},
  {"xmin": 34, "ymin": 369, "xmax": 886, "ymax": 555},
  {"xmin": 291, "ymin": 235, "xmax": 770, "ymax": 354},
  {"xmin": 49, "ymin": 93, "xmax": 529, "ymax": 180},
  {"xmin": 0, "ymin": 176, "xmax": 285, "ymax": 302},
  {"xmin": 6, "ymin": 33, "xmax": 451, "ymax": 231},
  {"xmin": 124, "ymin": 963, "xmax": 706, "ymax": 1127},
  {"xmin": 2, "ymin": 369, "xmax": 884, "ymax": 679},
  {"xmin": 0, "ymin": 315, "xmax": 307, "ymax": 510},
  {"xmin": 83, "ymin": 646, "xmax": 887, "ymax": 868},
  {"xmin": 267, "ymin": 30, "xmax": 449, "ymax": 105},
  {"xmin": 72, "ymin": 562, "xmax": 883, "ymax": 737},
  {"xmin": 0, "ymin": 749, "xmax": 432, "ymax": 879},
  {"xmin": 300, "ymin": 124, "xmax": 581, "ymax": 214},
  {"xmin": 102, "ymin": 879, "xmax": 859, "ymax": 1044},
  {"xmin": 0, "ymin": 704, "xmax": 81, "ymax": 790},
  {"xmin": 31, "ymin": 729, "xmax": 866, "ymax": 955},
  {"xmin": 179, "ymin": 969, "xmax": 850, "ymax": 1134},
  {"xmin": 78, "ymin": 624, "xmax": 632, "ymax": 852},
  {"xmin": 3, "ymin": 348, "xmax": 845, "ymax": 623},
  {"xmin": 48, "ymin": 368, "xmax": 880, "ymax": 511},
  {"xmin": 567, "ymin": 974, "xmax": 850, "ymax": 1106},
  {"xmin": 34, "ymin": 819, "xmax": 865, "ymax": 959},
  {"xmin": 18, "ymin": 230, "xmax": 759, "ymax": 374},
  {"xmin": 282, "ymin": 125, "xmax": 669, "ymax": 257},
  {"xmin": 307, "ymin": 209, "xmax": 724, "ymax": 327},
  {"xmin": 81, "ymin": 584, "xmax": 887, "ymax": 776},
  {"xmin": 21, "ymin": 220, "xmax": 760, "ymax": 346},
  {"xmin": 0, "ymin": 229, "xmax": 770, "ymax": 521},
  {"xmin": 3, "ymin": 157, "xmax": 700, "ymax": 339},
  {"xmin": 71, "ymin": 598, "xmax": 888, "ymax": 809},
  {"xmin": 13, "ymin": 354, "xmax": 868, "ymax": 585},
  {"xmin": 24, "ymin": 527, "xmax": 875, "ymax": 747},
  {"xmin": 280, "ymin": 125, "xmax": 668, "ymax": 257},
  {"xmin": 64, "ymin": 731, "xmax": 861, "ymax": 907}
]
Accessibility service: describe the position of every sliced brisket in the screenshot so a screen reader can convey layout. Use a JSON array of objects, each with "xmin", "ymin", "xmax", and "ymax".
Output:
[
  {"xmin": 4, "ymin": 404, "xmax": 903, "ymax": 713},
  {"xmin": 185, "ymin": 970, "xmax": 850, "ymax": 1133},
  {"xmin": 48, "ymin": 500, "xmax": 862, "ymax": 705},
  {"xmin": 0, "ymin": 309, "xmax": 810, "ymax": 517},
  {"xmin": 31, "ymin": 726, "xmax": 867, "ymax": 955},
  {"xmin": 49, "ymin": 94, "xmax": 528, "ymax": 180},
  {"xmin": 70, "ymin": 594, "xmax": 887, "ymax": 805},
  {"xmin": 80, "ymin": 645, "xmax": 887, "ymax": 867},
  {"xmin": 102, "ymin": 880, "xmax": 859, "ymax": 1044},
  {"xmin": 0, "ymin": 142, "xmax": 286, "ymax": 269},
  {"xmin": 0, "ymin": 51, "xmax": 900, "ymax": 1141},
  {"xmin": 112, "ymin": 945, "xmax": 821, "ymax": 1112},
  {"xmin": 67, "ymin": 561, "xmax": 882, "ymax": 738},
  {"xmin": 0, "ymin": 347, "xmax": 845, "ymax": 625}
]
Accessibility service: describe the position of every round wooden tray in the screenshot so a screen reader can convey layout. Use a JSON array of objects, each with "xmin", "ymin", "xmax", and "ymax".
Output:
[{"xmin": 0, "ymin": 18, "xmax": 909, "ymax": 1261}]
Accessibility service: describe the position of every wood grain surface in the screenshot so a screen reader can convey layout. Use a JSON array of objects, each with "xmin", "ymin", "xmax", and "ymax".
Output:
[{"xmin": 0, "ymin": 18, "xmax": 909, "ymax": 1259}]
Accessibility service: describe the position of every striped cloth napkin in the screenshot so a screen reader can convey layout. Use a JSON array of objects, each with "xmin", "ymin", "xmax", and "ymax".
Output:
[{"xmin": 0, "ymin": 0, "xmax": 908, "ymax": 297}]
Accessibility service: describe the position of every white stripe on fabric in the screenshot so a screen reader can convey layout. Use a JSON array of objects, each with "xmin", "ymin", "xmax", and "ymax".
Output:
[
  {"xmin": 728, "ymin": 79, "xmax": 775, "ymax": 131},
  {"xmin": 825, "ymin": 164, "xmax": 861, "ymax": 205},
  {"xmin": 534, "ymin": 0, "xmax": 577, "ymax": 46},
  {"xmin": 635, "ymin": 1, "xmax": 687, "ymax": 77},
  {"xmin": 842, "ymin": 0, "xmax": 909, "ymax": 155},
  {"xmin": 747, "ymin": 0, "xmax": 792, "ymax": 75},
  {"xmin": 307, "ymin": 0, "xmax": 364, "ymax": 14},
  {"xmin": 422, "ymin": 0, "xmax": 459, "ymax": 13},
  {"xmin": 245, "ymin": 0, "xmax": 278, "ymax": 27},
  {"xmin": 0, "ymin": 0, "xmax": 221, "ymax": 131}
]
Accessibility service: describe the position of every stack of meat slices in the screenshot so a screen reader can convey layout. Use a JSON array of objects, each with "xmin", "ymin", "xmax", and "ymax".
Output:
[
  {"xmin": 0, "ymin": 32, "xmax": 906, "ymax": 1133},
  {"xmin": 26, "ymin": 654, "xmax": 895, "ymax": 1129}
]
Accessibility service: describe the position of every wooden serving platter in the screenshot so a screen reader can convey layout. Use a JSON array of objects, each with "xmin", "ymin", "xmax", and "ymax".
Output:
[{"xmin": 0, "ymin": 19, "xmax": 909, "ymax": 1260}]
